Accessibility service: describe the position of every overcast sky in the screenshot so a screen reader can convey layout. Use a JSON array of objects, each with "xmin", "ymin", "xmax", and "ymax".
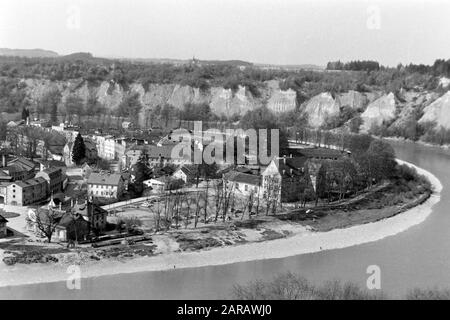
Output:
[{"xmin": 0, "ymin": 0, "xmax": 448, "ymax": 66}]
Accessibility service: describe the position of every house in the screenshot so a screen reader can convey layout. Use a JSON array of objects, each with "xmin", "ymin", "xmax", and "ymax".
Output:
[
  {"xmin": 0, "ymin": 165, "xmax": 28, "ymax": 182},
  {"xmin": 5, "ymin": 177, "xmax": 48, "ymax": 206},
  {"xmin": 71, "ymin": 199, "xmax": 108, "ymax": 232},
  {"xmin": 122, "ymin": 121, "xmax": 133, "ymax": 130},
  {"xmin": 81, "ymin": 163, "xmax": 93, "ymax": 179},
  {"xmin": 147, "ymin": 144, "xmax": 192, "ymax": 167},
  {"xmin": 145, "ymin": 176, "xmax": 171, "ymax": 193},
  {"xmin": 51, "ymin": 123, "xmax": 65, "ymax": 132},
  {"xmin": 172, "ymin": 166, "xmax": 195, "ymax": 184},
  {"xmin": 0, "ymin": 215, "xmax": 8, "ymax": 238},
  {"xmin": 87, "ymin": 172, "xmax": 125, "ymax": 200},
  {"xmin": 114, "ymin": 138, "xmax": 128, "ymax": 163},
  {"xmin": 222, "ymin": 155, "xmax": 313, "ymax": 203},
  {"xmin": 223, "ymin": 170, "xmax": 261, "ymax": 197},
  {"xmin": 63, "ymin": 142, "xmax": 74, "ymax": 166},
  {"xmin": 36, "ymin": 159, "xmax": 66, "ymax": 172},
  {"xmin": 7, "ymin": 120, "xmax": 25, "ymax": 127},
  {"xmin": 93, "ymin": 135, "xmax": 116, "ymax": 160},
  {"xmin": 154, "ymin": 165, "xmax": 175, "ymax": 177},
  {"xmin": 9, "ymin": 157, "xmax": 38, "ymax": 174},
  {"xmin": 36, "ymin": 167, "xmax": 63, "ymax": 195},
  {"xmin": 54, "ymin": 211, "xmax": 90, "ymax": 242},
  {"xmin": 31, "ymin": 204, "xmax": 90, "ymax": 243},
  {"xmin": 63, "ymin": 138, "xmax": 98, "ymax": 166},
  {"xmin": 261, "ymin": 156, "xmax": 313, "ymax": 202},
  {"xmin": 47, "ymin": 144, "xmax": 65, "ymax": 161},
  {"xmin": 0, "ymin": 157, "xmax": 37, "ymax": 182},
  {"xmin": 84, "ymin": 138, "xmax": 98, "ymax": 161},
  {"xmin": 124, "ymin": 143, "xmax": 193, "ymax": 168},
  {"xmin": 0, "ymin": 183, "xmax": 8, "ymax": 204},
  {"xmin": 124, "ymin": 147, "xmax": 144, "ymax": 168}
]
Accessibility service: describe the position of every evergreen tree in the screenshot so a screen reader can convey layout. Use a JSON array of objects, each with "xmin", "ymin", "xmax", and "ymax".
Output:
[
  {"xmin": 21, "ymin": 107, "xmax": 29, "ymax": 121},
  {"xmin": 72, "ymin": 133, "xmax": 86, "ymax": 165},
  {"xmin": 129, "ymin": 151, "xmax": 151, "ymax": 196}
]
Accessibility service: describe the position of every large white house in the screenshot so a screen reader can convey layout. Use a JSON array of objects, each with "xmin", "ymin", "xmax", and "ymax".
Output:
[{"xmin": 87, "ymin": 172, "xmax": 125, "ymax": 200}]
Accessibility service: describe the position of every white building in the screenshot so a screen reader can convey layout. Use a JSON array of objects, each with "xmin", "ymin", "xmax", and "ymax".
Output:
[
  {"xmin": 87, "ymin": 172, "xmax": 125, "ymax": 200},
  {"xmin": 93, "ymin": 135, "xmax": 116, "ymax": 160},
  {"xmin": 172, "ymin": 166, "xmax": 195, "ymax": 184}
]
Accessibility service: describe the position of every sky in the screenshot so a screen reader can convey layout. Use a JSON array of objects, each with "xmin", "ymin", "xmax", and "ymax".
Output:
[{"xmin": 0, "ymin": 0, "xmax": 449, "ymax": 67}]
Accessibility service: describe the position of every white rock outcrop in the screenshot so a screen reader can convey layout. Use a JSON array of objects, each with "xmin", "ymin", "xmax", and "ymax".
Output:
[
  {"xmin": 302, "ymin": 92, "xmax": 340, "ymax": 128},
  {"xmin": 418, "ymin": 91, "xmax": 450, "ymax": 129},
  {"xmin": 360, "ymin": 92, "xmax": 396, "ymax": 132}
]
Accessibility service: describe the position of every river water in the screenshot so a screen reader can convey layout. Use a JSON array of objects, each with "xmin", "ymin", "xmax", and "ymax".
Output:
[{"xmin": 1, "ymin": 140, "xmax": 450, "ymax": 299}]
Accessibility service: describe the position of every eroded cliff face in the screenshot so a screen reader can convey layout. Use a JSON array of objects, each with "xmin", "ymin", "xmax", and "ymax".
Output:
[
  {"xmin": 16, "ymin": 77, "xmax": 450, "ymax": 133},
  {"xmin": 419, "ymin": 91, "xmax": 450, "ymax": 130},
  {"xmin": 336, "ymin": 90, "xmax": 374, "ymax": 111},
  {"xmin": 20, "ymin": 79, "xmax": 293, "ymax": 126},
  {"xmin": 300, "ymin": 90, "xmax": 377, "ymax": 128},
  {"xmin": 360, "ymin": 92, "xmax": 397, "ymax": 132},
  {"xmin": 301, "ymin": 92, "xmax": 340, "ymax": 128},
  {"xmin": 389, "ymin": 90, "xmax": 437, "ymax": 131}
]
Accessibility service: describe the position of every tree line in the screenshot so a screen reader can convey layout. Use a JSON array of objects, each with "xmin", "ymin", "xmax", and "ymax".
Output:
[{"xmin": 326, "ymin": 60, "xmax": 381, "ymax": 72}]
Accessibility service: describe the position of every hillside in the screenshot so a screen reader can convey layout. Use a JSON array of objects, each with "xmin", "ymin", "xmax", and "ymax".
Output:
[
  {"xmin": 0, "ymin": 53, "xmax": 450, "ymax": 144},
  {"xmin": 0, "ymin": 48, "xmax": 59, "ymax": 58}
]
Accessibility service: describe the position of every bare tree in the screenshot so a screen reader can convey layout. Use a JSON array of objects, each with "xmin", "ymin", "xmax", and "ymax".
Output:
[
  {"xmin": 153, "ymin": 199, "xmax": 162, "ymax": 232},
  {"xmin": 264, "ymin": 176, "xmax": 281, "ymax": 215},
  {"xmin": 194, "ymin": 191, "xmax": 201, "ymax": 228},
  {"xmin": 203, "ymin": 179, "xmax": 210, "ymax": 223},
  {"xmin": 214, "ymin": 180, "xmax": 224, "ymax": 222},
  {"xmin": 34, "ymin": 209, "xmax": 60, "ymax": 243},
  {"xmin": 184, "ymin": 195, "xmax": 192, "ymax": 229},
  {"xmin": 222, "ymin": 182, "xmax": 234, "ymax": 222}
]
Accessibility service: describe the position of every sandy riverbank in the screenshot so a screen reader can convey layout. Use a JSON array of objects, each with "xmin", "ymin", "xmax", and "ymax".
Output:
[{"xmin": 0, "ymin": 160, "xmax": 442, "ymax": 288}]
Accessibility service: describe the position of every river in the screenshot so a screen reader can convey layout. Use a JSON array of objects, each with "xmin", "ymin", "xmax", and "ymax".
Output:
[{"xmin": 1, "ymin": 140, "xmax": 449, "ymax": 299}]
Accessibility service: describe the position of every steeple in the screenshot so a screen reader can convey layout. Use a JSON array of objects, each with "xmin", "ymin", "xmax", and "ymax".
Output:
[{"xmin": 47, "ymin": 192, "xmax": 56, "ymax": 209}]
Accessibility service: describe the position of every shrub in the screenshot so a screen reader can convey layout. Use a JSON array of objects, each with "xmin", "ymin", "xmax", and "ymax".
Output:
[{"xmin": 232, "ymin": 272, "xmax": 386, "ymax": 300}]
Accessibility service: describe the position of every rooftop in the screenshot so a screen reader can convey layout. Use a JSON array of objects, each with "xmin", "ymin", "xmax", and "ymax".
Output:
[
  {"xmin": 14, "ymin": 177, "xmax": 48, "ymax": 188},
  {"xmin": 87, "ymin": 172, "xmax": 123, "ymax": 186},
  {"xmin": 9, "ymin": 157, "xmax": 37, "ymax": 171},
  {"xmin": 223, "ymin": 171, "xmax": 261, "ymax": 186}
]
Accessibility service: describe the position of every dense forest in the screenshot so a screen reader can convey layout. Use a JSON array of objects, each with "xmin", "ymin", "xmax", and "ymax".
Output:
[{"xmin": 326, "ymin": 58, "xmax": 450, "ymax": 78}]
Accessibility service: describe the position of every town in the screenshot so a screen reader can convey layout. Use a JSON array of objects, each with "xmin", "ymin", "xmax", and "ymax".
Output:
[
  {"xmin": 2, "ymin": 0, "xmax": 450, "ymax": 302},
  {"xmin": 0, "ymin": 114, "xmax": 347, "ymax": 244},
  {"xmin": 0, "ymin": 101, "xmax": 431, "ymax": 268}
]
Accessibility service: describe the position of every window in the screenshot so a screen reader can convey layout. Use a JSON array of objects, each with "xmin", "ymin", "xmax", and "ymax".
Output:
[{"xmin": 245, "ymin": 185, "xmax": 248, "ymax": 191}]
